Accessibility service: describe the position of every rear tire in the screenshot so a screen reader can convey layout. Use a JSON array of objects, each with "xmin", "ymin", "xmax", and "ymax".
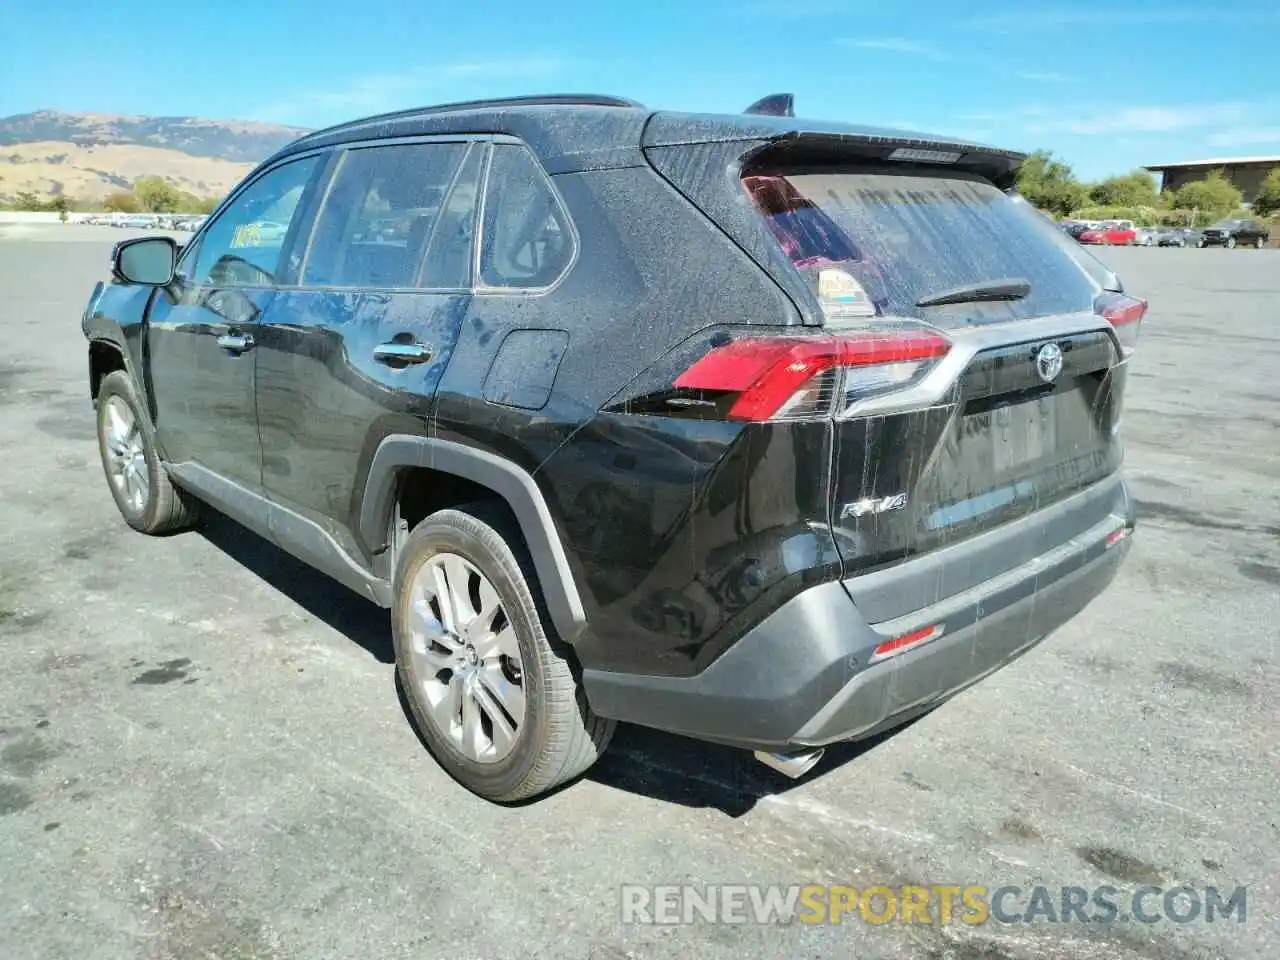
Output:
[
  {"xmin": 1226, "ymin": 236, "xmax": 1237, "ymax": 249},
  {"xmin": 1257, "ymin": 237, "xmax": 1266, "ymax": 249},
  {"xmin": 393, "ymin": 504, "xmax": 614, "ymax": 802},
  {"xmin": 95, "ymin": 370, "xmax": 201, "ymax": 534}
]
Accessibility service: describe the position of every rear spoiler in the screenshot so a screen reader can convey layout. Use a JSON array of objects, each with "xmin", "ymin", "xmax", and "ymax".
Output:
[{"xmin": 643, "ymin": 112, "xmax": 1026, "ymax": 189}]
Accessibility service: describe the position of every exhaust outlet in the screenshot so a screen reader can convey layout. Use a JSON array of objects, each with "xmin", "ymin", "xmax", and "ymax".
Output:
[{"xmin": 754, "ymin": 748, "xmax": 825, "ymax": 779}]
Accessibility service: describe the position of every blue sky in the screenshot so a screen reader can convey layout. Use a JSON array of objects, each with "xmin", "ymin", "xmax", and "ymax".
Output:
[{"xmin": 2, "ymin": 0, "xmax": 1276, "ymax": 180}]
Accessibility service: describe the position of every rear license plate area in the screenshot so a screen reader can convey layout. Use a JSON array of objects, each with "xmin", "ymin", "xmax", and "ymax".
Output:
[{"xmin": 963, "ymin": 394, "xmax": 1058, "ymax": 474}]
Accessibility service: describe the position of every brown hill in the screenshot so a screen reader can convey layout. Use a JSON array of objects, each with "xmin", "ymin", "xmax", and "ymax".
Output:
[
  {"xmin": 0, "ymin": 110, "xmax": 308, "ymax": 202},
  {"xmin": 0, "ymin": 141, "xmax": 258, "ymax": 202}
]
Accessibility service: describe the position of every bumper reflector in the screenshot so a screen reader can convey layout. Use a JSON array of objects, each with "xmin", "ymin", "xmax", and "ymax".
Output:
[
  {"xmin": 872, "ymin": 623, "xmax": 944, "ymax": 662},
  {"xmin": 1105, "ymin": 525, "xmax": 1133, "ymax": 548}
]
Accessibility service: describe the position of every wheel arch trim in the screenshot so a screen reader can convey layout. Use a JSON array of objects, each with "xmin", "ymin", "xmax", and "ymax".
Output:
[
  {"xmin": 359, "ymin": 435, "xmax": 587, "ymax": 642},
  {"xmin": 87, "ymin": 336, "xmax": 135, "ymax": 398}
]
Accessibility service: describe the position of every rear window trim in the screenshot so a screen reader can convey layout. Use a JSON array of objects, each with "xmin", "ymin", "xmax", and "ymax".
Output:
[{"xmin": 744, "ymin": 158, "xmax": 996, "ymax": 185}]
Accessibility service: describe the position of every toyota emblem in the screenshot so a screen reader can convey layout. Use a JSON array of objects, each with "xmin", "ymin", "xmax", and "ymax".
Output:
[{"xmin": 1035, "ymin": 342, "xmax": 1064, "ymax": 383}]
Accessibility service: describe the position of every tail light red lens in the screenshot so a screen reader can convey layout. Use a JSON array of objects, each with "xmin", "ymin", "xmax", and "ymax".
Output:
[
  {"xmin": 674, "ymin": 329, "xmax": 950, "ymax": 422},
  {"xmin": 1096, "ymin": 292, "xmax": 1147, "ymax": 356}
]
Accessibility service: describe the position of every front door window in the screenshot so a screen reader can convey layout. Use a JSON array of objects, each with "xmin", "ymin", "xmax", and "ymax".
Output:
[{"xmin": 185, "ymin": 156, "xmax": 321, "ymax": 287}]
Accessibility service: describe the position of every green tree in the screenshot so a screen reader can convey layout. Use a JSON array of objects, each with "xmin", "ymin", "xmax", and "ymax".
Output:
[
  {"xmin": 171, "ymin": 190, "xmax": 222, "ymax": 214},
  {"xmin": 1089, "ymin": 170, "xmax": 1160, "ymax": 207},
  {"xmin": 1172, "ymin": 171, "xmax": 1243, "ymax": 222},
  {"xmin": 1015, "ymin": 150, "xmax": 1089, "ymax": 217},
  {"xmin": 1251, "ymin": 168, "xmax": 1280, "ymax": 217},
  {"xmin": 133, "ymin": 175, "xmax": 183, "ymax": 213},
  {"xmin": 51, "ymin": 195, "xmax": 70, "ymax": 222},
  {"xmin": 103, "ymin": 190, "xmax": 139, "ymax": 213},
  {"xmin": 12, "ymin": 190, "xmax": 45, "ymax": 211}
]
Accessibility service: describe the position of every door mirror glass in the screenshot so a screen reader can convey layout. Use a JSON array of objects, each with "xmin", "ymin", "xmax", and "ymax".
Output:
[{"xmin": 114, "ymin": 237, "xmax": 177, "ymax": 285}]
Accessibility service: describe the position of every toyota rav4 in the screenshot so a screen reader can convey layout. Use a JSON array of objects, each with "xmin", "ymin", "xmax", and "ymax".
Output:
[{"xmin": 82, "ymin": 93, "xmax": 1138, "ymax": 801}]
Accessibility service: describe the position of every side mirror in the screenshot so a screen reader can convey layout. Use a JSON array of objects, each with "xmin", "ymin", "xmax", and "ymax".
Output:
[{"xmin": 113, "ymin": 236, "xmax": 177, "ymax": 285}]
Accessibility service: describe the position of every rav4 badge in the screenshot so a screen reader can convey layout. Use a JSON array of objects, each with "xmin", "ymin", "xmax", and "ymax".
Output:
[{"xmin": 841, "ymin": 493, "xmax": 909, "ymax": 519}]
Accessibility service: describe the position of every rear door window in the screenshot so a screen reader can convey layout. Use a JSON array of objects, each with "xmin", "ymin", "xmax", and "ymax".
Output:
[
  {"xmin": 744, "ymin": 167, "xmax": 1101, "ymax": 325},
  {"xmin": 478, "ymin": 144, "xmax": 574, "ymax": 289},
  {"xmin": 301, "ymin": 141, "xmax": 471, "ymax": 289}
]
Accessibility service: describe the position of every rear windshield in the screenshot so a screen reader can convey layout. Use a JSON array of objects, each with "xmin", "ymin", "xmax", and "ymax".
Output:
[{"xmin": 744, "ymin": 167, "xmax": 1101, "ymax": 325}]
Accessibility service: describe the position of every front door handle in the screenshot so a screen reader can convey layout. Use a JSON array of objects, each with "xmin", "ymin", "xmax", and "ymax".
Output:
[
  {"xmin": 373, "ymin": 341, "xmax": 433, "ymax": 365},
  {"xmin": 216, "ymin": 333, "xmax": 254, "ymax": 353}
]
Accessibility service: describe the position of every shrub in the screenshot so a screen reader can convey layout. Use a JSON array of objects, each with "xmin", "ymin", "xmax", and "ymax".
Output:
[
  {"xmin": 1171, "ymin": 172, "xmax": 1243, "ymax": 221},
  {"xmin": 1069, "ymin": 205, "xmax": 1164, "ymax": 226},
  {"xmin": 1251, "ymin": 169, "xmax": 1280, "ymax": 217},
  {"xmin": 1088, "ymin": 171, "xmax": 1161, "ymax": 207}
]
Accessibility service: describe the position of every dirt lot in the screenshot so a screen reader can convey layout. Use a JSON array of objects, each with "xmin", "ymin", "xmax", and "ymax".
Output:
[{"xmin": 1, "ymin": 226, "xmax": 1277, "ymax": 959}]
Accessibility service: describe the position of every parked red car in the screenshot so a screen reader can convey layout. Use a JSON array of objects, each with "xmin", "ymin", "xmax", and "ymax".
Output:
[{"xmin": 1077, "ymin": 223, "xmax": 1136, "ymax": 245}]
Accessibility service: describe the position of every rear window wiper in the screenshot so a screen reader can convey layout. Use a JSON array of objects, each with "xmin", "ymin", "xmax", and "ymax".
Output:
[{"xmin": 916, "ymin": 278, "xmax": 1031, "ymax": 308}]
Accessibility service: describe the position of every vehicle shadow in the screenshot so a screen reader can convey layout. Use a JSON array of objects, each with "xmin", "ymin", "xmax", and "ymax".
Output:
[
  {"xmin": 584, "ymin": 715, "xmax": 928, "ymax": 817},
  {"xmin": 196, "ymin": 508, "xmax": 924, "ymax": 814},
  {"xmin": 196, "ymin": 509, "xmax": 395, "ymax": 664}
]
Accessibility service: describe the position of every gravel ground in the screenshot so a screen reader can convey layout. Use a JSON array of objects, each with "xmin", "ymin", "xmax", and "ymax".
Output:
[{"xmin": 1, "ymin": 225, "xmax": 1277, "ymax": 960}]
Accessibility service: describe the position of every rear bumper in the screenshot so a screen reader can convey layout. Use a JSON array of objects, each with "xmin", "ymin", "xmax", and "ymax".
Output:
[{"xmin": 583, "ymin": 476, "xmax": 1134, "ymax": 751}]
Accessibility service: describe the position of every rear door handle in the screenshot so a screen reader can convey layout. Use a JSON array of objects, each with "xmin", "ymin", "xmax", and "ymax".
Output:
[
  {"xmin": 373, "ymin": 342, "xmax": 433, "ymax": 365},
  {"xmin": 216, "ymin": 333, "xmax": 254, "ymax": 353}
]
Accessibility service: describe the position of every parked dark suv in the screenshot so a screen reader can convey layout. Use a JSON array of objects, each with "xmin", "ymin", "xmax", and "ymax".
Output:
[
  {"xmin": 1200, "ymin": 218, "xmax": 1270, "ymax": 248},
  {"xmin": 82, "ymin": 94, "xmax": 1139, "ymax": 801}
]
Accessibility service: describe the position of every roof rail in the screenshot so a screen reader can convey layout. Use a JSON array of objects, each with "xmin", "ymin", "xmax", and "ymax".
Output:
[{"xmin": 294, "ymin": 94, "xmax": 645, "ymax": 145}]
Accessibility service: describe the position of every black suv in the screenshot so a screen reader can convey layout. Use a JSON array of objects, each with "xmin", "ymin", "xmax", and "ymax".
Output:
[
  {"xmin": 82, "ymin": 94, "xmax": 1138, "ymax": 801},
  {"xmin": 1200, "ymin": 218, "xmax": 1270, "ymax": 248}
]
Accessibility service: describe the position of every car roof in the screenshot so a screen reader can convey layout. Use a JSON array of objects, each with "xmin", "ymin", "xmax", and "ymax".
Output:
[{"xmin": 269, "ymin": 94, "xmax": 1026, "ymax": 178}]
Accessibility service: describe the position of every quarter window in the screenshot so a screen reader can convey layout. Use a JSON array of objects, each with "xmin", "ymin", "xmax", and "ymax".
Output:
[
  {"xmin": 478, "ymin": 144, "xmax": 573, "ymax": 289},
  {"xmin": 188, "ymin": 156, "xmax": 320, "ymax": 287},
  {"xmin": 301, "ymin": 142, "xmax": 474, "ymax": 289}
]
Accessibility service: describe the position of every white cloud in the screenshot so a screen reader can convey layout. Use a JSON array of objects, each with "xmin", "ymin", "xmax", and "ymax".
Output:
[
  {"xmin": 1026, "ymin": 103, "xmax": 1249, "ymax": 135},
  {"xmin": 257, "ymin": 57, "xmax": 569, "ymax": 124},
  {"xmin": 965, "ymin": 7, "xmax": 1280, "ymax": 30},
  {"xmin": 1207, "ymin": 127, "xmax": 1280, "ymax": 147},
  {"xmin": 841, "ymin": 38, "xmax": 949, "ymax": 59},
  {"xmin": 1017, "ymin": 71, "xmax": 1073, "ymax": 83}
]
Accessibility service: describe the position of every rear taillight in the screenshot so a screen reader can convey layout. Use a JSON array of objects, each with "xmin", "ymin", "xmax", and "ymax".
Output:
[
  {"xmin": 673, "ymin": 328, "xmax": 950, "ymax": 422},
  {"xmin": 1096, "ymin": 292, "xmax": 1147, "ymax": 356}
]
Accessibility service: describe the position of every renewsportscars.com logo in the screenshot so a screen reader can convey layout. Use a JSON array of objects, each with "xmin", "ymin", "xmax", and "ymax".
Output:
[{"xmin": 621, "ymin": 884, "xmax": 1248, "ymax": 927}]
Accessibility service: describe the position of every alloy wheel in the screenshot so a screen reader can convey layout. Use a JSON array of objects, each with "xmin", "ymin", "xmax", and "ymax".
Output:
[
  {"xmin": 102, "ymin": 396, "xmax": 150, "ymax": 513},
  {"xmin": 405, "ymin": 552, "xmax": 526, "ymax": 763}
]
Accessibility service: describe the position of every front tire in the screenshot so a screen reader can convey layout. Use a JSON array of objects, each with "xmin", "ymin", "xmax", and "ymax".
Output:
[
  {"xmin": 393, "ymin": 504, "xmax": 614, "ymax": 802},
  {"xmin": 1257, "ymin": 237, "xmax": 1266, "ymax": 249},
  {"xmin": 95, "ymin": 371, "xmax": 200, "ymax": 534},
  {"xmin": 1226, "ymin": 236, "xmax": 1237, "ymax": 249}
]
